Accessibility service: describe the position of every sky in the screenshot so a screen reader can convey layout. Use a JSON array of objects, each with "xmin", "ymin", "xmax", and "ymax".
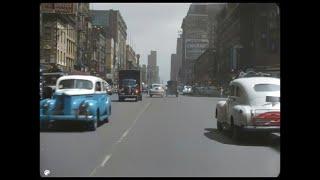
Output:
[{"xmin": 90, "ymin": 3, "xmax": 191, "ymax": 83}]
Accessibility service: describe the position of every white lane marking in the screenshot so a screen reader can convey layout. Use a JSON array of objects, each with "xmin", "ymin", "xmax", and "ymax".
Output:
[
  {"xmin": 101, "ymin": 154, "xmax": 112, "ymax": 167},
  {"xmin": 121, "ymin": 129, "xmax": 129, "ymax": 139},
  {"xmin": 118, "ymin": 101, "xmax": 151, "ymax": 142},
  {"xmin": 89, "ymin": 167, "xmax": 97, "ymax": 176},
  {"xmin": 89, "ymin": 102, "xmax": 151, "ymax": 176},
  {"xmin": 116, "ymin": 129, "xmax": 130, "ymax": 143}
]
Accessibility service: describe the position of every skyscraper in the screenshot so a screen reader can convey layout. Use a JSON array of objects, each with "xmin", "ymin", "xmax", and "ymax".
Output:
[{"xmin": 147, "ymin": 50, "xmax": 159, "ymax": 85}]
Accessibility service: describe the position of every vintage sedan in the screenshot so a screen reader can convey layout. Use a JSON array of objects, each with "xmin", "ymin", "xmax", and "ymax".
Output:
[
  {"xmin": 149, "ymin": 84, "xmax": 165, "ymax": 97},
  {"xmin": 40, "ymin": 75, "xmax": 112, "ymax": 131},
  {"xmin": 215, "ymin": 77, "xmax": 280, "ymax": 140},
  {"xmin": 182, "ymin": 85, "xmax": 192, "ymax": 95}
]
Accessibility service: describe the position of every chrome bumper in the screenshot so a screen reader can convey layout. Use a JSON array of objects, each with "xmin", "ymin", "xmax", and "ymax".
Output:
[{"xmin": 242, "ymin": 125, "xmax": 280, "ymax": 132}]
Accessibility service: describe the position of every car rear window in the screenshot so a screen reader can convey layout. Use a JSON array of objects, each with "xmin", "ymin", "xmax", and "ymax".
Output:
[{"xmin": 254, "ymin": 84, "xmax": 280, "ymax": 92}]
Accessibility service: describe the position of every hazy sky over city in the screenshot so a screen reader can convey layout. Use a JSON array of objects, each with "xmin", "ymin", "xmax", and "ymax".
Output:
[{"xmin": 90, "ymin": 3, "xmax": 191, "ymax": 83}]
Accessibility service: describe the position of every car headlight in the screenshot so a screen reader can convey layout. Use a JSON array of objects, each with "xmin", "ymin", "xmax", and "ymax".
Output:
[
  {"xmin": 79, "ymin": 103, "xmax": 89, "ymax": 115},
  {"xmin": 42, "ymin": 101, "xmax": 49, "ymax": 108}
]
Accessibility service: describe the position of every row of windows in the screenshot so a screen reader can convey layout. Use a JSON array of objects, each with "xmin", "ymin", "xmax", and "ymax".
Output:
[
  {"xmin": 67, "ymin": 40, "xmax": 75, "ymax": 55},
  {"xmin": 66, "ymin": 28, "xmax": 76, "ymax": 40},
  {"xmin": 57, "ymin": 50, "xmax": 74, "ymax": 68}
]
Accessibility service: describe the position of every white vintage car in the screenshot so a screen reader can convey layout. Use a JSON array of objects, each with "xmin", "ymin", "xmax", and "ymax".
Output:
[{"xmin": 215, "ymin": 77, "xmax": 280, "ymax": 140}]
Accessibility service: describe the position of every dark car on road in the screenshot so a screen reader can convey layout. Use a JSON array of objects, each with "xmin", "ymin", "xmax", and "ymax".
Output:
[
  {"xmin": 166, "ymin": 80, "xmax": 178, "ymax": 97},
  {"xmin": 118, "ymin": 70, "xmax": 142, "ymax": 102}
]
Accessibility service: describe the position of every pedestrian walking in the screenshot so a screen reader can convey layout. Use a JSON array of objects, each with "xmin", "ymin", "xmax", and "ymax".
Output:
[{"xmin": 220, "ymin": 87, "xmax": 224, "ymax": 97}]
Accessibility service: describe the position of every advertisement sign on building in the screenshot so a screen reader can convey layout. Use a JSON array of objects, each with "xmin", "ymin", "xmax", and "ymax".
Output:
[
  {"xmin": 185, "ymin": 39, "xmax": 209, "ymax": 60},
  {"xmin": 41, "ymin": 3, "xmax": 75, "ymax": 15},
  {"xmin": 41, "ymin": 3, "xmax": 55, "ymax": 13}
]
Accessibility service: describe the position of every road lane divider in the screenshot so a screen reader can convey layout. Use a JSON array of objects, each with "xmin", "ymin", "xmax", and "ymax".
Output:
[
  {"xmin": 89, "ymin": 102, "xmax": 151, "ymax": 176},
  {"xmin": 117, "ymin": 102, "xmax": 151, "ymax": 143},
  {"xmin": 101, "ymin": 154, "xmax": 112, "ymax": 167}
]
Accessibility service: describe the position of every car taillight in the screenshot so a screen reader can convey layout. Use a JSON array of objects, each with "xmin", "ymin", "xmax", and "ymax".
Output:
[{"xmin": 252, "ymin": 112, "xmax": 280, "ymax": 126}]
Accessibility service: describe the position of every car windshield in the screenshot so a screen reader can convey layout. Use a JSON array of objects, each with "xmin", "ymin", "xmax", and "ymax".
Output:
[
  {"xmin": 122, "ymin": 79, "xmax": 136, "ymax": 86},
  {"xmin": 58, "ymin": 79, "xmax": 93, "ymax": 90},
  {"xmin": 185, "ymin": 86, "xmax": 192, "ymax": 89},
  {"xmin": 152, "ymin": 84, "xmax": 161, "ymax": 88},
  {"xmin": 254, "ymin": 84, "xmax": 280, "ymax": 92}
]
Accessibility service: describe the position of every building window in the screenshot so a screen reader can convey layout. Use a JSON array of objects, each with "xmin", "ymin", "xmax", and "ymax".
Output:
[
  {"xmin": 60, "ymin": 51, "xmax": 62, "ymax": 64},
  {"xmin": 64, "ymin": 32, "xmax": 66, "ymax": 44},
  {"xmin": 60, "ymin": 30, "xmax": 62, "ymax": 43},
  {"xmin": 44, "ymin": 27, "xmax": 51, "ymax": 40}
]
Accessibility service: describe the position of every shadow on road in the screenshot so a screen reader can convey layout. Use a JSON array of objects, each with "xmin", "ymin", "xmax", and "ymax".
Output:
[
  {"xmin": 146, "ymin": 96, "xmax": 164, "ymax": 98},
  {"xmin": 40, "ymin": 121, "xmax": 109, "ymax": 133},
  {"xmin": 112, "ymin": 99, "xmax": 141, "ymax": 102},
  {"xmin": 204, "ymin": 128, "xmax": 280, "ymax": 152}
]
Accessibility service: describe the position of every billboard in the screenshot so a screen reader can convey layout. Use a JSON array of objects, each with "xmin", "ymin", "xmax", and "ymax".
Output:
[
  {"xmin": 41, "ymin": 3, "xmax": 76, "ymax": 15},
  {"xmin": 185, "ymin": 39, "xmax": 209, "ymax": 60}
]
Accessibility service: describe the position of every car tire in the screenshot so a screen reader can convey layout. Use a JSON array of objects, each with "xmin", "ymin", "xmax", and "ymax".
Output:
[
  {"xmin": 105, "ymin": 106, "xmax": 111, "ymax": 123},
  {"xmin": 135, "ymin": 97, "xmax": 138, "ymax": 102},
  {"xmin": 231, "ymin": 123, "xmax": 243, "ymax": 141},
  {"xmin": 89, "ymin": 120, "xmax": 97, "ymax": 131},
  {"xmin": 89, "ymin": 110, "xmax": 99, "ymax": 131},
  {"xmin": 217, "ymin": 121, "xmax": 223, "ymax": 131},
  {"xmin": 150, "ymin": 95, "xmax": 153, "ymax": 97}
]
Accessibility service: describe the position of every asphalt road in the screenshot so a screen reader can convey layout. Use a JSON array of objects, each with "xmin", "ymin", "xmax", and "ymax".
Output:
[{"xmin": 40, "ymin": 94, "xmax": 280, "ymax": 177}]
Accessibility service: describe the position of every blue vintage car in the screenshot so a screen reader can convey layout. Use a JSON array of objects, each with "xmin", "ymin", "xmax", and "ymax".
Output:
[{"xmin": 40, "ymin": 75, "xmax": 112, "ymax": 131}]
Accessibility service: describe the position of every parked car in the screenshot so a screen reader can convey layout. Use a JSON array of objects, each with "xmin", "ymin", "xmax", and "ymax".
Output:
[
  {"xmin": 215, "ymin": 77, "xmax": 280, "ymax": 140},
  {"xmin": 182, "ymin": 85, "xmax": 192, "ymax": 95},
  {"xmin": 149, "ymin": 84, "xmax": 165, "ymax": 97},
  {"xmin": 40, "ymin": 75, "xmax": 112, "ymax": 131}
]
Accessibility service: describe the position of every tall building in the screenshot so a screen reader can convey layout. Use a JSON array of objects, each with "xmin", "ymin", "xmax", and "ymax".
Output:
[
  {"xmin": 126, "ymin": 45, "xmax": 137, "ymax": 70},
  {"xmin": 170, "ymin": 54, "xmax": 178, "ymax": 81},
  {"xmin": 215, "ymin": 3, "xmax": 280, "ymax": 86},
  {"xmin": 148, "ymin": 50, "xmax": 157, "ymax": 66},
  {"xmin": 90, "ymin": 9, "xmax": 127, "ymax": 84},
  {"xmin": 90, "ymin": 26, "xmax": 106, "ymax": 78},
  {"xmin": 40, "ymin": 3, "xmax": 78, "ymax": 73},
  {"xmin": 181, "ymin": 3, "xmax": 209, "ymax": 84},
  {"xmin": 141, "ymin": 64, "xmax": 147, "ymax": 84},
  {"xmin": 155, "ymin": 66, "xmax": 160, "ymax": 84},
  {"xmin": 105, "ymin": 38, "xmax": 115, "ymax": 82},
  {"xmin": 75, "ymin": 3, "xmax": 91, "ymax": 72},
  {"xmin": 176, "ymin": 36, "xmax": 183, "ymax": 83},
  {"xmin": 147, "ymin": 50, "xmax": 159, "ymax": 85}
]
